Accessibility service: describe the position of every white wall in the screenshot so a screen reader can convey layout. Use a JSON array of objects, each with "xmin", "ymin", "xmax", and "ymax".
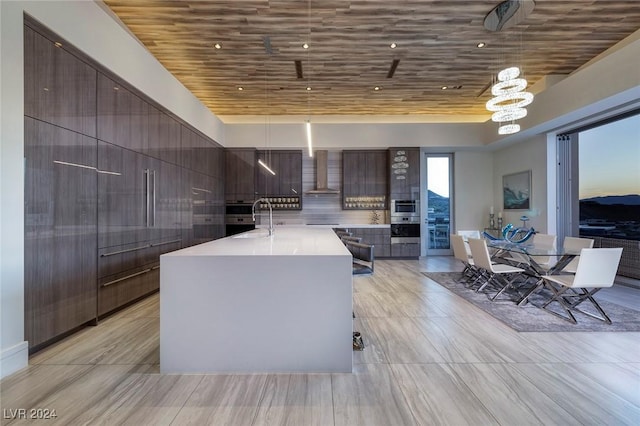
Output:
[
  {"xmin": 0, "ymin": 0, "xmax": 28, "ymax": 379},
  {"xmin": 225, "ymin": 122, "xmax": 486, "ymax": 149},
  {"xmin": 454, "ymin": 151, "xmax": 494, "ymax": 232},
  {"xmin": 492, "ymin": 135, "xmax": 548, "ymax": 232}
]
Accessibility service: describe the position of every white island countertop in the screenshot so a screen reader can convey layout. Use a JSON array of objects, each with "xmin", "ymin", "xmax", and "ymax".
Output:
[
  {"xmin": 168, "ymin": 227, "xmax": 351, "ymax": 257},
  {"xmin": 160, "ymin": 227, "xmax": 353, "ymax": 373}
]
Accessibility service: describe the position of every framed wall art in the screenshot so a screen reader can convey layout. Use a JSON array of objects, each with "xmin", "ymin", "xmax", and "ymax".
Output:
[{"xmin": 502, "ymin": 170, "xmax": 531, "ymax": 210}]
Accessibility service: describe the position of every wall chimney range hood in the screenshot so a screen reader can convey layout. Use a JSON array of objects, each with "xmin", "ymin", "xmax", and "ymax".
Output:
[{"xmin": 306, "ymin": 150, "xmax": 340, "ymax": 195}]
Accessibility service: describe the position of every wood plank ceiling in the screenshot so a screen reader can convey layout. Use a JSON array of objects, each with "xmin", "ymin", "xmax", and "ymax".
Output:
[{"xmin": 103, "ymin": 0, "xmax": 640, "ymax": 118}]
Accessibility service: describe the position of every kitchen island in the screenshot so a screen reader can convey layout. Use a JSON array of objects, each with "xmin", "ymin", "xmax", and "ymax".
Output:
[{"xmin": 160, "ymin": 227, "xmax": 353, "ymax": 373}]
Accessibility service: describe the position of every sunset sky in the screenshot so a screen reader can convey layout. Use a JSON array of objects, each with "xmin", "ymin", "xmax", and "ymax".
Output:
[{"xmin": 579, "ymin": 113, "xmax": 640, "ymax": 199}]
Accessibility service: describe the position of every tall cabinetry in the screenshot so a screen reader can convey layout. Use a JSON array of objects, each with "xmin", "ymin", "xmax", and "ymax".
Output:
[
  {"xmin": 24, "ymin": 19, "xmax": 225, "ymax": 350},
  {"xmin": 96, "ymin": 73, "xmax": 183, "ymax": 316},
  {"xmin": 24, "ymin": 24, "xmax": 98, "ymax": 349}
]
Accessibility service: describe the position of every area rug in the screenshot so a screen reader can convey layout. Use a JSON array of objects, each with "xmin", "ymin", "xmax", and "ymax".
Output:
[{"xmin": 423, "ymin": 272, "xmax": 640, "ymax": 332}]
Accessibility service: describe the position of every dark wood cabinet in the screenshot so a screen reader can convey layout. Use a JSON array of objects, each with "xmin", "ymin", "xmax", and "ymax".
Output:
[
  {"xmin": 148, "ymin": 105, "xmax": 180, "ymax": 165},
  {"xmin": 24, "ymin": 117, "xmax": 98, "ymax": 349},
  {"xmin": 97, "ymin": 73, "xmax": 149, "ymax": 152},
  {"xmin": 391, "ymin": 242, "xmax": 420, "ymax": 258},
  {"xmin": 24, "ymin": 19, "xmax": 227, "ymax": 349},
  {"xmin": 24, "ymin": 26, "xmax": 97, "ymax": 137},
  {"xmin": 347, "ymin": 227, "xmax": 391, "ymax": 257},
  {"xmin": 255, "ymin": 150, "xmax": 303, "ymax": 209},
  {"xmin": 225, "ymin": 148, "xmax": 257, "ymax": 203},
  {"xmin": 389, "ymin": 148, "xmax": 420, "ymax": 200},
  {"xmin": 182, "ymin": 169, "xmax": 224, "ymax": 247},
  {"xmin": 342, "ymin": 150, "xmax": 388, "ymax": 209}
]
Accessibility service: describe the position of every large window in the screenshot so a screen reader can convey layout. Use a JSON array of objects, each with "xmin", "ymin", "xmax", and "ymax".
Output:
[{"xmin": 578, "ymin": 114, "xmax": 640, "ymax": 240}]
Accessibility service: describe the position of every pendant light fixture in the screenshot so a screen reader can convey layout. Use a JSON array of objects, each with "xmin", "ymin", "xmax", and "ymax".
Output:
[
  {"xmin": 259, "ymin": 40, "xmax": 276, "ymax": 175},
  {"xmin": 305, "ymin": 0, "xmax": 313, "ymax": 157},
  {"xmin": 483, "ymin": 0, "xmax": 536, "ymax": 135},
  {"xmin": 486, "ymin": 66, "xmax": 533, "ymax": 135}
]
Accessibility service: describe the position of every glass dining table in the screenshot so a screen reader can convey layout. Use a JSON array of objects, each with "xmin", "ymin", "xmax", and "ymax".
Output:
[{"xmin": 486, "ymin": 240, "xmax": 582, "ymax": 306}]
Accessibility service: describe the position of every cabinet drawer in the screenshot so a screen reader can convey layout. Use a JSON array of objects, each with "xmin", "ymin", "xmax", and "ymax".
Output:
[
  {"xmin": 391, "ymin": 242, "xmax": 420, "ymax": 258},
  {"xmin": 98, "ymin": 238, "xmax": 181, "ymax": 278},
  {"xmin": 98, "ymin": 263, "xmax": 159, "ymax": 316}
]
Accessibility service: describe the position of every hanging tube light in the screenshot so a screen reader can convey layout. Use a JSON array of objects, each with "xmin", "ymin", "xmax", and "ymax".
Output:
[
  {"xmin": 306, "ymin": 120, "xmax": 313, "ymax": 158},
  {"xmin": 258, "ymin": 159, "xmax": 276, "ymax": 176}
]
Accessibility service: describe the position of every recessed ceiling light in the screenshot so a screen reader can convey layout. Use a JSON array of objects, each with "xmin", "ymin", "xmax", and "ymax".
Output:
[
  {"xmin": 214, "ymin": 43, "xmax": 222, "ymax": 49},
  {"xmin": 374, "ymin": 86, "xmax": 380, "ymax": 91},
  {"xmin": 54, "ymin": 41, "xmax": 62, "ymax": 48},
  {"xmin": 237, "ymin": 87, "xmax": 243, "ymax": 91},
  {"xmin": 306, "ymin": 87, "xmax": 312, "ymax": 91},
  {"xmin": 302, "ymin": 43, "xmax": 309, "ymax": 49},
  {"xmin": 441, "ymin": 86, "xmax": 448, "ymax": 90},
  {"xmin": 477, "ymin": 42, "xmax": 486, "ymax": 48},
  {"xmin": 113, "ymin": 86, "xmax": 119, "ymax": 91},
  {"xmin": 390, "ymin": 42, "xmax": 397, "ymax": 49}
]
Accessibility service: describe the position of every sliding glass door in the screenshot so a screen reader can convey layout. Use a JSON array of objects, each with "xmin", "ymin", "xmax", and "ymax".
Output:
[{"xmin": 424, "ymin": 154, "xmax": 453, "ymax": 255}]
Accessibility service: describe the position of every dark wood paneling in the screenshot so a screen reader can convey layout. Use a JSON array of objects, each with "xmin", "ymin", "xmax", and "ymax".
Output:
[
  {"xmin": 97, "ymin": 73, "xmax": 149, "ymax": 152},
  {"xmin": 391, "ymin": 242, "xmax": 420, "ymax": 258},
  {"xmin": 389, "ymin": 148, "xmax": 420, "ymax": 201},
  {"xmin": 24, "ymin": 26, "xmax": 96, "ymax": 137},
  {"xmin": 255, "ymin": 150, "xmax": 303, "ymax": 206},
  {"xmin": 24, "ymin": 117, "xmax": 97, "ymax": 348},
  {"xmin": 226, "ymin": 148, "xmax": 256, "ymax": 203},
  {"xmin": 97, "ymin": 141, "xmax": 148, "ymax": 248},
  {"xmin": 343, "ymin": 150, "xmax": 388, "ymax": 209},
  {"xmin": 148, "ymin": 105, "xmax": 180, "ymax": 165}
]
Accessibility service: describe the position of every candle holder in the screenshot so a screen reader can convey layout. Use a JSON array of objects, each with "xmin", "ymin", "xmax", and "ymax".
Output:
[
  {"xmin": 489, "ymin": 213, "xmax": 495, "ymax": 230},
  {"xmin": 497, "ymin": 217, "xmax": 503, "ymax": 230}
]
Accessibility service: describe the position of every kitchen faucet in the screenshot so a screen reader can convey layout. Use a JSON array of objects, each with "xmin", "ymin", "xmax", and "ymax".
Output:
[{"xmin": 252, "ymin": 198, "xmax": 274, "ymax": 236}]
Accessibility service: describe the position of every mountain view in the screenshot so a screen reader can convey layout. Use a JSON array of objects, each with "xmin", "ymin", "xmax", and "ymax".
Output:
[{"xmin": 579, "ymin": 194, "xmax": 640, "ymax": 240}]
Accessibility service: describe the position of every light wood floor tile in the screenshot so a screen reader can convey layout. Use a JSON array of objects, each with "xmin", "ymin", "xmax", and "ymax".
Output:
[
  {"xmin": 514, "ymin": 363, "xmax": 640, "ymax": 425},
  {"xmin": 3, "ymin": 255, "xmax": 638, "ymax": 425},
  {"xmin": 390, "ymin": 363, "xmax": 499, "ymax": 426},
  {"xmin": 415, "ymin": 316, "xmax": 514, "ymax": 363},
  {"xmin": 252, "ymin": 374, "xmax": 334, "ymax": 426},
  {"xmin": 362, "ymin": 317, "xmax": 446, "ymax": 364},
  {"xmin": 69, "ymin": 373, "xmax": 202, "ymax": 425},
  {"xmin": 332, "ymin": 363, "xmax": 416, "ymax": 426},
  {"xmin": 353, "ymin": 318, "xmax": 388, "ymax": 364},
  {"xmin": 30, "ymin": 317, "xmax": 158, "ymax": 366},
  {"xmin": 0, "ymin": 364, "xmax": 94, "ymax": 417},
  {"xmin": 451, "ymin": 363, "xmax": 582, "ymax": 425},
  {"xmin": 171, "ymin": 374, "xmax": 268, "ymax": 425},
  {"xmin": 567, "ymin": 362, "xmax": 640, "ymax": 407}
]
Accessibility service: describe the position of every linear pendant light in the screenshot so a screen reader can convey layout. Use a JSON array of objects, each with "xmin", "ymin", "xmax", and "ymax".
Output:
[
  {"xmin": 305, "ymin": 0, "xmax": 313, "ymax": 157},
  {"xmin": 258, "ymin": 159, "xmax": 276, "ymax": 175},
  {"xmin": 306, "ymin": 120, "xmax": 313, "ymax": 158}
]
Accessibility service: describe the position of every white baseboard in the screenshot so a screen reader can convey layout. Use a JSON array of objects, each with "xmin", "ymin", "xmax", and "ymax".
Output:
[{"xmin": 0, "ymin": 341, "xmax": 28, "ymax": 379}]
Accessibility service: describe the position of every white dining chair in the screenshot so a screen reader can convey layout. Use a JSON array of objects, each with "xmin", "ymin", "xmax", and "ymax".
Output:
[
  {"xmin": 540, "ymin": 247, "xmax": 623, "ymax": 324},
  {"xmin": 451, "ymin": 234, "xmax": 477, "ymax": 285},
  {"xmin": 468, "ymin": 238, "xmax": 526, "ymax": 299},
  {"xmin": 561, "ymin": 236, "xmax": 594, "ymax": 273}
]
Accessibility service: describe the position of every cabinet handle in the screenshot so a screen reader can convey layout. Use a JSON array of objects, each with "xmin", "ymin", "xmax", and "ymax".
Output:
[
  {"xmin": 150, "ymin": 239, "xmax": 182, "ymax": 247},
  {"xmin": 152, "ymin": 169, "xmax": 157, "ymax": 227},
  {"xmin": 102, "ymin": 268, "xmax": 152, "ymax": 287},
  {"xmin": 144, "ymin": 169, "xmax": 150, "ymax": 227},
  {"xmin": 100, "ymin": 244, "xmax": 152, "ymax": 257}
]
